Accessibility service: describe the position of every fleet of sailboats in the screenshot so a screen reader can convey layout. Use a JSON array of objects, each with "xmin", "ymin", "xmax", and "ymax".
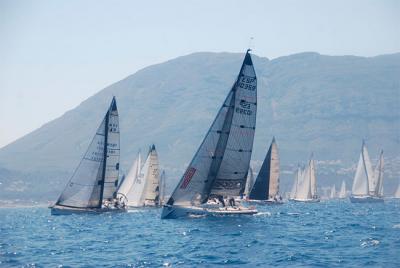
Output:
[
  {"xmin": 350, "ymin": 142, "xmax": 384, "ymax": 203},
  {"xmin": 289, "ymin": 155, "xmax": 320, "ymax": 203},
  {"xmin": 247, "ymin": 138, "xmax": 283, "ymax": 204},
  {"xmin": 49, "ymin": 51, "xmax": 395, "ymax": 218},
  {"xmin": 161, "ymin": 50, "xmax": 258, "ymax": 219}
]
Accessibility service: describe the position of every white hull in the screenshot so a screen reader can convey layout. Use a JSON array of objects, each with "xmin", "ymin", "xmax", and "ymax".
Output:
[
  {"xmin": 161, "ymin": 204, "xmax": 258, "ymax": 219},
  {"xmin": 245, "ymin": 199, "xmax": 284, "ymax": 205},
  {"xmin": 50, "ymin": 205, "xmax": 126, "ymax": 215},
  {"xmin": 289, "ymin": 198, "xmax": 320, "ymax": 203},
  {"xmin": 349, "ymin": 196, "xmax": 384, "ymax": 203}
]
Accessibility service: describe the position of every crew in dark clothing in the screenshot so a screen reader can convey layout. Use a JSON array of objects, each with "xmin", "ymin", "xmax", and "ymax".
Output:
[
  {"xmin": 217, "ymin": 195, "xmax": 225, "ymax": 207},
  {"xmin": 229, "ymin": 197, "xmax": 236, "ymax": 207}
]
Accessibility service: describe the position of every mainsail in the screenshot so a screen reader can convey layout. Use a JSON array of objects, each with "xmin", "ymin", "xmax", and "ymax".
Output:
[
  {"xmin": 352, "ymin": 142, "xmax": 374, "ymax": 196},
  {"xmin": 296, "ymin": 166, "xmax": 312, "ymax": 200},
  {"xmin": 373, "ymin": 150, "xmax": 384, "ymax": 197},
  {"xmin": 339, "ymin": 180, "xmax": 347, "ymax": 198},
  {"xmin": 143, "ymin": 145, "xmax": 161, "ymax": 205},
  {"xmin": 117, "ymin": 152, "xmax": 141, "ymax": 203},
  {"xmin": 330, "ymin": 185, "xmax": 336, "ymax": 199},
  {"xmin": 290, "ymin": 166, "xmax": 301, "ymax": 199},
  {"xmin": 309, "ymin": 157, "xmax": 317, "ymax": 198},
  {"xmin": 166, "ymin": 50, "xmax": 257, "ymax": 207},
  {"xmin": 56, "ymin": 97, "xmax": 120, "ymax": 208},
  {"xmin": 248, "ymin": 137, "xmax": 280, "ymax": 200}
]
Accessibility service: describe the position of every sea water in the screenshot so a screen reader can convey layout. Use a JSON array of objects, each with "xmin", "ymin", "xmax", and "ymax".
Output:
[{"xmin": 1, "ymin": 200, "xmax": 399, "ymax": 267}]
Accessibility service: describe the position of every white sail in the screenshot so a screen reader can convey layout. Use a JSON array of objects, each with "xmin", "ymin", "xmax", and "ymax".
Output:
[
  {"xmin": 290, "ymin": 167, "xmax": 300, "ymax": 199},
  {"xmin": 143, "ymin": 145, "xmax": 161, "ymax": 205},
  {"xmin": 269, "ymin": 138, "xmax": 280, "ymax": 198},
  {"xmin": 339, "ymin": 180, "xmax": 347, "ymax": 198},
  {"xmin": 373, "ymin": 150, "xmax": 384, "ymax": 197},
  {"xmin": 127, "ymin": 152, "xmax": 150, "ymax": 207},
  {"xmin": 330, "ymin": 185, "xmax": 336, "ymax": 199},
  {"xmin": 351, "ymin": 143, "xmax": 369, "ymax": 196},
  {"xmin": 394, "ymin": 181, "xmax": 400, "ymax": 198},
  {"xmin": 244, "ymin": 167, "xmax": 254, "ymax": 196},
  {"xmin": 309, "ymin": 157, "xmax": 317, "ymax": 198},
  {"xmin": 118, "ymin": 152, "xmax": 140, "ymax": 202},
  {"xmin": 296, "ymin": 166, "xmax": 312, "ymax": 200},
  {"xmin": 363, "ymin": 145, "xmax": 375, "ymax": 195},
  {"xmin": 166, "ymin": 51, "xmax": 257, "ymax": 207},
  {"xmin": 56, "ymin": 97, "xmax": 120, "ymax": 208}
]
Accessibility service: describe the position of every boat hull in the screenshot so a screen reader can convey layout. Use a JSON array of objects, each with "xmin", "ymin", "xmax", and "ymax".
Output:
[
  {"xmin": 161, "ymin": 204, "xmax": 258, "ymax": 219},
  {"xmin": 289, "ymin": 198, "xmax": 320, "ymax": 203},
  {"xmin": 246, "ymin": 199, "xmax": 284, "ymax": 205},
  {"xmin": 50, "ymin": 205, "xmax": 127, "ymax": 215},
  {"xmin": 349, "ymin": 196, "xmax": 384, "ymax": 203}
]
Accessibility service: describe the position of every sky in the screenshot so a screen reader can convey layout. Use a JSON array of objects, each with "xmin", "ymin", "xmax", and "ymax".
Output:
[{"xmin": 0, "ymin": 0, "xmax": 399, "ymax": 148}]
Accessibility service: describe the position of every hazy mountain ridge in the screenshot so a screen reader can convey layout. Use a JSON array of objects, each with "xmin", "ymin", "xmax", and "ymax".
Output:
[{"xmin": 1, "ymin": 51, "xmax": 399, "ymax": 202}]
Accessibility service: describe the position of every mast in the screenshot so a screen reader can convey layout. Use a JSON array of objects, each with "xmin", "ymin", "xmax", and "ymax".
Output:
[{"xmin": 98, "ymin": 107, "xmax": 110, "ymax": 207}]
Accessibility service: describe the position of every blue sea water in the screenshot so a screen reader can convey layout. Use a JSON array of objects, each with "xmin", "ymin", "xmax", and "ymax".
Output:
[{"xmin": 1, "ymin": 200, "xmax": 400, "ymax": 267}]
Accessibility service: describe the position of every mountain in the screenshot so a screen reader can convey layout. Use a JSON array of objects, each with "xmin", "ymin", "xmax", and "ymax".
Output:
[{"xmin": 1, "ymin": 51, "xmax": 399, "ymax": 202}]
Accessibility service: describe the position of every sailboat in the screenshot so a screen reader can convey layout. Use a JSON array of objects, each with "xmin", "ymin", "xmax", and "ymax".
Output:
[
  {"xmin": 350, "ymin": 142, "xmax": 384, "ymax": 203},
  {"xmin": 330, "ymin": 185, "xmax": 336, "ymax": 199},
  {"xmin": 161, "ymin": 50, "xmax": 258, "ymax": 219},
  {"xmin": 247, "ymin": 137, "xmax": 283, "ymax": 204},
  {"xmin": 50, "ymin": 97, "xmax": 126, "ymax": 215},
  {"xmin": 118, "ymin": 145, "xmax": 161, "ymax": 208},
  {"xmin": 290, "ymin": 155, "xmax": 320, "ymax": 203},
  {"xmin": 338, "ymin": 180, "xmax": 347, "ymax": 199}
]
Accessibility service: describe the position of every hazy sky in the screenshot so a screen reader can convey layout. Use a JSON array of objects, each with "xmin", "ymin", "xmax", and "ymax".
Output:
[{"xmin": 0, "ymin": 0, "xmax": 399, "ymax": 148}]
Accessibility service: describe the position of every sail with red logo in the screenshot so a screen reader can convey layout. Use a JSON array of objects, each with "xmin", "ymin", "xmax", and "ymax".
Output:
[{"xmin": 161, "ymin": 50, "xmax": 258, "ymax": 219}]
